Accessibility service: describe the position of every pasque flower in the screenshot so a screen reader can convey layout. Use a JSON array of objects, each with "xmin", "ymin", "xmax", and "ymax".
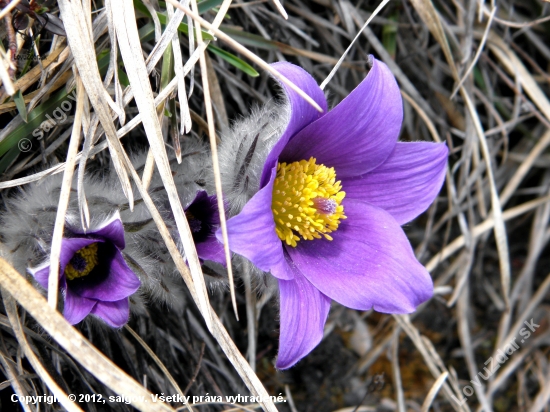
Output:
[
  {"xmin": 28, "ymin": 214, "xmax": 141, "ymax": 328},
  {"xmin": 184, "ymin": 190, "xmax": 225, "ymax": 265},
  {"xmin": 217, "ymin": 57, "xmax": 448, "ymax": 369}
]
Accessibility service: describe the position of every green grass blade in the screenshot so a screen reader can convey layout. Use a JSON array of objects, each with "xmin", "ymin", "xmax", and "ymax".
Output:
[
  {"xmin": 198, "ymin": 0, "xmax": 225, "ymax": 14},
  {"xmin": 207, "ymin": 45, "xmax": 259, "ymax": 77},
  {"xmin": 134, "ymin": 0, "xmax": 214, "ymax": 40},
  {"xmin": 0, "ymin": 146, "xmax": 22, "ymax": 175},
  {"xmin": 0, "ymin": 88, "xmax": 73, "ymax": 159},
  {"xmin": 13, "ymin": 90, "xmax": 28, "ymax": 123}
]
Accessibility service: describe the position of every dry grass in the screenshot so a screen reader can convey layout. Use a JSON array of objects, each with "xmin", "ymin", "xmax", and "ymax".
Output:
[{"xmin": 0, "ymin": 0, "xmax": 549, "ymax": 411}]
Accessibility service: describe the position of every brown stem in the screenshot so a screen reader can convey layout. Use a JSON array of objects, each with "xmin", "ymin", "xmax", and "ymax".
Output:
[{"xmin": 2, "ymin": 5, "xmax": 17, "ymax": 78}]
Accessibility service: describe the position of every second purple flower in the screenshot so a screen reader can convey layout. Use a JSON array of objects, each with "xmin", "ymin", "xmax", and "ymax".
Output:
[{"xmin": 28, "ymin": 214, "xmax": 141, "ymax": 328}]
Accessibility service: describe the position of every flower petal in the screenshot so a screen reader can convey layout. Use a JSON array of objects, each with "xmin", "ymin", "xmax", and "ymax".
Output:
[
  {"xmin": 186, "ymin": 191, "xmax": 220, "ymax": 226},
  {"xmin": 28, "ymin": 237, "xmax": 100, "ymax": 289},
  {"xmin": 276, "ymin": 260, "xmax": 331, "ymax": 369},
  {"xmin": 28, "ymin": 262, "xmax": 52, "ymax": 290},
  {"xmin": 88, "ymin": 213, "xmax": 126, "ymax": 249},
  {"xmin": 185, "ymin": 190, "xmax": 225, "ymax": 264},
  {"xmin": 342, "ymin": 142, "xmax": 448, "ymax": 224},
  {"xmin": 64, "ymin": 289, "xmax": 97, "ymax": 325},
  {"xmin": 280, "ymin": 58, "xmax": 403, "ymax": 177},
  {"xmin": 60, "ymin": 238, "xmax": 102, "ymax": 272},
  {"xmin": 286, "ymin": 199, "xmax": 433, "ymax": 313},
  {"xmin": 196, "ymin": 236, "xmax": 226, "ymax": 265},
  {"xmin": 217, "ymin": 168, "xmax": 293, "ymax": 280},
  {"xmin": 260, "ymin": 62, "xmax": 327, "ymax": 187},
  {"xmin": 70, "ymin": 247, "xmax": 140, "ymax": 302},
  {"xmin": 91, "ymin": 299, "xmax": 130, "ymax": 328}
]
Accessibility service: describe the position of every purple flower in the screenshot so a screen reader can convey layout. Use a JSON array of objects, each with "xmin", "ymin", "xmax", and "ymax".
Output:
[
  {"xmin": 28, "ymin": 214, "xmax": 141, "ymax": 328},
  {"xmin": 184, "ymin": 190, "xmax": 225, "ymax": 265},
  {"xmin": 217, "ymin": 57, "xmax": 448, "ymax": 369}
]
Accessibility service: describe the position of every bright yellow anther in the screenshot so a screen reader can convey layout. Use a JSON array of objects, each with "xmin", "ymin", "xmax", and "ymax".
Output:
[
  {"xmin": 271, "ymin": 157, "xmax": 346, "ymax": 247},
  {"xmin": 65, "ymin": 243, "xmax": 99, "ymax": 280}
]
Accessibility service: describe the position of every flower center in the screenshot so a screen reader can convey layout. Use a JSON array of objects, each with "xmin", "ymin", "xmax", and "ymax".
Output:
[
  {"xmin": 271, "ymin": 157, "xmax": 346, "ymax": 247},
  {"xmin": 186, "ymin": 211, "xmax": 202, "ymax": 233},
  {"xmin": 65, "ymin": 243, "xmax": 99, "ymax": 281}
]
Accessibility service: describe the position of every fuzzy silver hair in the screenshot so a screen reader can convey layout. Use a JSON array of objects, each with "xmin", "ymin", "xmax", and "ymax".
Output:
[
  {"xmin": 215, "ymin": 100, "xmax": 290, "ymax": 216},
  {"xmin": 0, "ymin": 138, "xmax": 211, "ymax": 325},
  {"xmin": 214, "ymin": 97, "xmax": 293, "ymax": 308}
]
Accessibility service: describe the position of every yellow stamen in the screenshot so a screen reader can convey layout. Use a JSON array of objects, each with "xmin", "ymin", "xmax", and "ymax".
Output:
[
  {"xmin": 65, "ymin": 243, "xmax": 99, "ymax": 280},
  {"xmin": 271, "ymin": 157, "xmax": 346, "ymax": 247}
]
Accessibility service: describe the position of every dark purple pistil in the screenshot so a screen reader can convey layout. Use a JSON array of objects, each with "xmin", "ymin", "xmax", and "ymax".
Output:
[{"xmin": 70, "ymin": 254, "xmax": 87, "ymax": 272}]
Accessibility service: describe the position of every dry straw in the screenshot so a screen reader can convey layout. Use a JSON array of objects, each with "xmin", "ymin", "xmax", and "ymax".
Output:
[{"xmin": 1, "ymin": 0, "xmax": 550, "ymax": 410}]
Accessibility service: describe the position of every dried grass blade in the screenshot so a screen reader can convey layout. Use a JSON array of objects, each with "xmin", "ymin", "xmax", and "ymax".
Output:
[
  {"xmin": 26, "ymin": 59, "xmax": 73, "ymax": 113},
  {"xmin": 77, "ymin": 120, "xmax": 95, "ymax": 229},
  {"xmin": 46, "ymin": 75, "xmax": 85, "ymax": 308},
  {"xmin": 115, "ymin": 152, "xmax": 278, "ymax": 412},
  {"xmin": 124, "ymin": 325, "xmax": 189, "ymax": 411},
  {"xmin": 189, "ymin": 0, "xmax": 238, "ymax": 320},
  {"xmin": 57, "ymin": 0, "xmax": 134, "ymax": 211},
  {"xmin": 450, "ymin": 7, "xmax": 497, "ymax": 99},
  {"xmin": 498, "ymin": 272, "xmax": 550, "ymax": 352},
  {"xmin": 425, "ymin": 194, "xmax": 550, "ymax": 272},
  {"xmin": 408, "ymin": 0, "xmax": 459, "ymax": 79},
  {"xmin": 205, "ymin": 53, "xmax": 228, "ymax": 128},
  {"xmin": 2, "ymin": 291, "xmax": 84, "ymax": 412},
  {"xmin": 0, "ymin": 0, "xmax": 21, "ymax": 20},
  {"xmin": 270, "ymin": 0, "xmax": 288, "ymax": 19},
  {"xmin": 457, "ymin": 273, "xmax": 493, "ymax": 411},
  {"xmin": 320, "ymin": 0, "xmax": 391, "ymax": 90},
  {"xmin": 104, "ymin": 0, "xmax": 127, "ymax": 127},
  {"xmin": 0, "ymin": 258, "xmax": 175, "ymax": 412},
  {"xmin": 186, "ymin": 7, "xmax": 195, "ymax": 97},
  {"xmin": 112, "ymin": 0, "xmax": 212, "ymax": 329},
  {"xmin": 394, "ymin": 315, "xmax": 469, "ymax": 412},
  {"xmin": 401, "ymin": 91, "xmax": 441, "ymax": 142},
  {"xmin": 142, "ymin": 0, "xmax": 163, "ymax": 41},
  {"xmin": 488, "ymin": 35, "xmax": 550, "ymax": 123},
  {"xmin": 462, "ymin": 90, "xmax": 511, "ymax": 309},
  {"xmin": 527, "ymin": 371, "xmax": 550, "ymax": 412},
  {"xmin": 102, "ymin": 88, "xmax": 125, "ymax": 120},
  {"xmin": 145, "ymin": 3, "xmax": 187, "ymax": 74},
  {"xmin": 421, "ymin": 372, "xmax": 449, "ymax": 412},
  {"xmin": 0, "ymin": 351, "xmax": 32, "ymax": 412},
  {"xmin": 166, "ymin": 0, "xmax": 322, "ymax": 112},
  {"xmin": 142, "ymin": 149, "xmax": 157, "ymax": 190},
  {"xmin": 0, "ymin": 53, "xmax": 15, "ymax": 96},
  {"xmin": 167, "ymin": 1, "xmax": 192, "ymax": 135},
  {"xmin": 0, "ymin": 77, "xmax": 180, "ymax": 191},
  {"xmin": 9, "ymin": 46, "xmax": 66, "ymax": 96},
  {"xmin": 242, "ymin": 261, "xmax": 257, "ymax": 369},
  {"xmin": 411, "ymin": 0, "xmax": 511, "ymax": 311},
  {"xmin": 500, "ymin": 130, "xmax": 550, "ymax": 206},
  {"xmin": 391, "ymin": 327, "xmax": 406, "ymax": 412}
]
